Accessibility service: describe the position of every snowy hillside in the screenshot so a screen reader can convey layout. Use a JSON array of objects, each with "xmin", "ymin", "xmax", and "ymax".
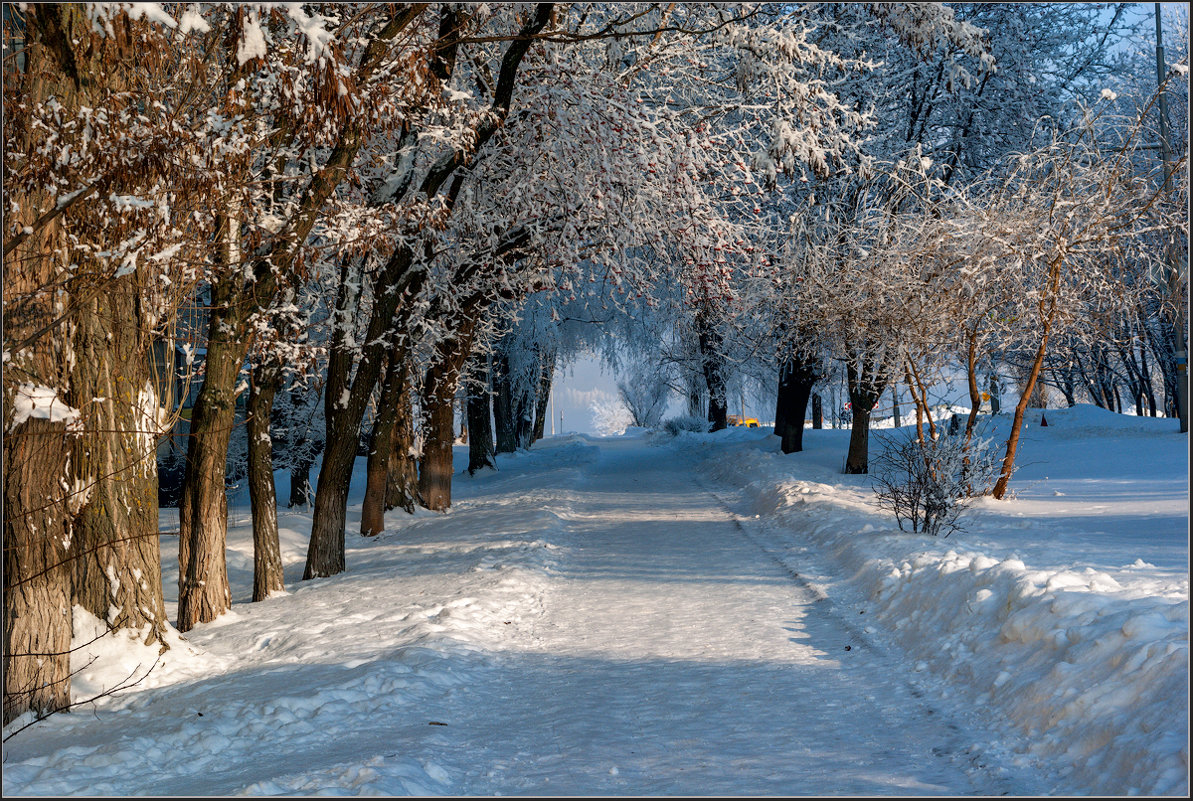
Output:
[{"xmin": 2, "ymin": 405, "xmax": 1187, "ymax": 796}]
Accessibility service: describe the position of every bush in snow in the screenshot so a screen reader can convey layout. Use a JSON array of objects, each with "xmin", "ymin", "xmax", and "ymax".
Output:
[
  {"xmin": 660, "ymin": 414, "xmax": 711, "ymax": 437},
  {"xmin": 870, "ymin": 427, "xmax": 1005, "ymax": 537}
]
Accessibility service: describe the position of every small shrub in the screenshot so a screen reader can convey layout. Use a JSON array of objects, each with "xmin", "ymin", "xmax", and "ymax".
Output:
[
  {"xmin": 870, "ymin": 426, "xmax": 1005, "ymax": 537},
  {"xmin": 661, "ymin": 414, "xmax": 711, "ymax": 436}
]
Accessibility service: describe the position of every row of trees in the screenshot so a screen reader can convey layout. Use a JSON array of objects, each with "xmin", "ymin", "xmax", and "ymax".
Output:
[
  {"xmin": 592, "ymin": 2, "xmax": 1187, "ymax": 480},
  {"xmin": 3, "ymin": 2, "xmax": 1187, "ymax": 727}
]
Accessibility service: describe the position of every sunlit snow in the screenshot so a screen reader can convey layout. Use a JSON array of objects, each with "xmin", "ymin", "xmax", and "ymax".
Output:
[{"xmin": 2, "ymin": 405, "xmax": 1186, "ymax": 796}]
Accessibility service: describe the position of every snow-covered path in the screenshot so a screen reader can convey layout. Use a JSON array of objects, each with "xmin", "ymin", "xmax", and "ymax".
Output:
[
  {"xmin": 5, "ymin": 411, "xmax": 1183, "ymax": 796},
  {"xmin": 4, "ymin": 434, "xmax": 1085, "ymax": 796},
  {"xmin": 387, "ymin": 438, "xmax": 1028, "ymax": 796}
]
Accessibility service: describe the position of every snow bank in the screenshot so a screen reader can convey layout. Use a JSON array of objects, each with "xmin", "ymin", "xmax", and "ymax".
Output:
[{"xmin": 690, "ymin": 408, "xmax": 1188, "ymax": 796}]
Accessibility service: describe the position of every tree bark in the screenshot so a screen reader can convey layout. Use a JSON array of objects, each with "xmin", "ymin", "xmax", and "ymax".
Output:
[
  {"xmin": 514, "ymin": 382, "xmax": 535, "ymax": 450},
  {"xmin": 4, "ymin": 184, "xmax": 75, "ymax": 718},
  {"xmin": 385, "ymin": 367, "xmax": 419, "ymax": 514},
  {"xmin": 466, "ymin": 354, "xmax": 497, "ymax": 474},
  {"xmin": 697, "ymin": 310, "xmax": 728, "ymax": 432},
  {"xmin": 69, "ymin": 278, "xmax": 168, "ymax": 646},
  {"xmin": 285, "ymin": 384, "xmax": 321, "ymax": 508},
  {"xmin": 419, "ymin": 322, "xmax": 478, "ymax": 511},
  {"xmin": 492, "ymin": 351, "xmax": 517, "ymax": 454},
  {"xmin": 4, "ymin": 419, "xmax": 75, "ymax": 725},
  {"xmin": 361, "ymin": 352, "xmax": 413, "ymax": 535},
  {"xmin": 811, "ymin": 393, "xmax": 823, "ymax": 429},
  {"xmin": 289, "ymin": 459, "xmax": 314, "ymax": 507},
  {"xmin": 843, "ymin": 356, "xmax": 887, "ymax": 474},
  {"xmin": 247, "ymin": 359, "xmax": 285, "ymax": 601},
  {"xmin": 532, "ymin": 348, "xmax": 555, "ymax": 443},
  {"xmin": 305, "ymin": 248, "xmax": 419, "ymax": 579},
  {"xmin": 775, "ymin": 357, "xmax": 817, "ymax": 454},
  {"xmin": 177, "ymin": 272, "xmax": 245, "ymax": 631},
  {"xmin": 4, "ymin": 3, "xmax": 155, "ymax": 721}
]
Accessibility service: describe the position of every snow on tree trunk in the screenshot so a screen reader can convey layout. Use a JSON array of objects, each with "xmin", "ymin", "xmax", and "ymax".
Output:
[{"xmin": 247, "ymin": 360, "xmax": 285, "ymax": 601}]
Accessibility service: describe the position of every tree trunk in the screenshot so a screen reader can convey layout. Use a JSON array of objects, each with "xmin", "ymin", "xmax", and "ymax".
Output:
[
  {"xmin": 69, "ymin": 277, "xmax": 168, "ymax": 646},
  {"xmin": 385, "ymin": 368, "xmax": 418, "ymax": 514},
  {"xmin": 419, "ymin": 322, "xmax": 478, "ymax": 511},
  {"xmin": 514, "ymin": 383, "xmax": 535, "ymax": 449},
  {"xmin": 302, "ymin": 2, "xmax": 553, "ymax": 573},
  {"xmin": 4, "ymin": 4, "xmax": 149, "ymax": 721},
  {"xmin": 994, "ymin": 332, "xmax": 1051, "ymax": 498},
  {"xmin": 775, "ymin": 357, "xmax": 817, "ymax": 454},
  {"xmin": 289, "ymin": 458, "xmax": 314, "ymax": 508},
  {"xmin": 686, "ymin": 371, "xmax": 705, "ymax": 419},
  {"xmin": 4, "ymin": 419, "xmax": 75, "ymax": 725},
  {"xmin": 773, "ymin": 380, "xmax": 787, "ymax": 436},
  {"xmin": 811, "ymin": 393, "xmax": 823, "ymax": 429},
  {"xmin": 466, "ymin": 355, "xmax": 496, "ymax": 474},
  {"xmin": 962, "ymin": 338, "xmax": 982, "ymax": 443},
  {"xmin": 177, "ymin": 276, "xmax": 245, "ymax": 632},
  {"xmin": 361, "ymin": 353, "xmax": 412, "ymax": 536},
  {"xmin": 303, "ymin": 370, "xmax": 358, "ymax": 579},
  {"xmin": 1139, "ymin": 341, "xmax": 1158, "ymax": 417},
  {"xmin": 492, "ymin": 351, "xmax": 517, "ymax": 454},
  {"xmin": 994, "ymin": 257, "xmax": 1063, "ymax": 499},
  {"xmin": 843, "ymin": 356, "xmax": 886, "ymax": 475},
  {"xmin": 844, "ymin": 403, "xmax": 875, "ymax": 474},
  {"xmin": 532, "ymin": 349, "xmax": 555, "ymax": 443},
  {"xmin": 697, "ymin": 312, "xmax": 728, "ymax": 432},
  {"xmin": 247, "ymin": 360, "xmax": 285, "ymax": 601},
  {"xmin": 1019, "ymin": 362, "xmax": 1048, "ymax": 409},
  {"xmin": 4, "ymin": 182, "xmax": 75, "ymax": 716}
]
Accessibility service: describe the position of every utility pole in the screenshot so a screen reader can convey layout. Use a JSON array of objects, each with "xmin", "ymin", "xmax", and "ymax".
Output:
[{"xmin": 1155, "ymin": 3, "xmax": 1189, "ymax": 433}]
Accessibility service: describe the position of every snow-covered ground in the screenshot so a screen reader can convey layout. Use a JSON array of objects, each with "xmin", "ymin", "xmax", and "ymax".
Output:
[{"xmin": 2, "ymin": 404, "xmax": 1187, "ymax": 796}]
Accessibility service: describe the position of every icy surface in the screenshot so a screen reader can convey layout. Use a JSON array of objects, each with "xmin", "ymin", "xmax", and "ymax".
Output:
[{"xmin": 2, "ymin": 406, "xmax": 1187, "ymax": 796}]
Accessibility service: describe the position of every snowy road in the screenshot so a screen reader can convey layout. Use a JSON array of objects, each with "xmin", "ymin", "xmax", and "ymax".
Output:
[
  {"xmin": 3, "ymin": 435, "xmax": 1045, "ymax": 796},
  {"xmin": 390, "ymin": 438, "xmax": 1028, "ymax": 796}
]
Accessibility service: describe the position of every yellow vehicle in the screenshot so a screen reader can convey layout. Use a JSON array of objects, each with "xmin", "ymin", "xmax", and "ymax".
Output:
[{"xmin": 727, "ymin": 415, "xmax": 760, "ymax": 428}]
